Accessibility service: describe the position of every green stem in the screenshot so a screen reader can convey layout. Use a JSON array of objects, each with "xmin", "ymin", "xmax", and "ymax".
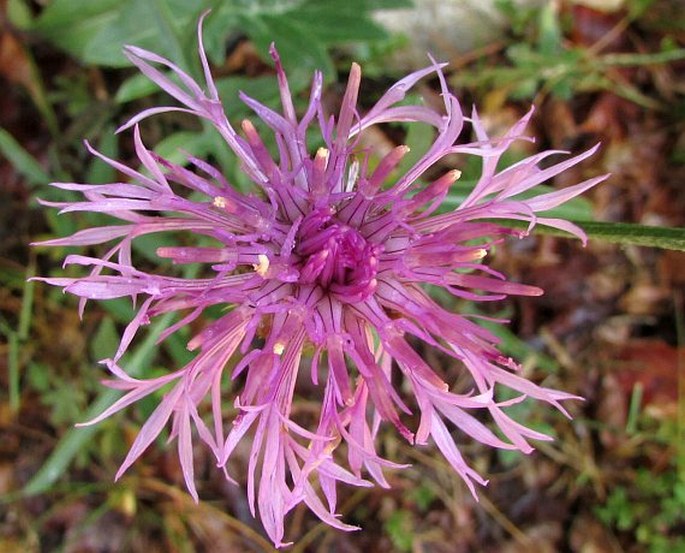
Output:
[{"xmin": 505, "ymin": 220, "xmax": 685, "ymax": 251}]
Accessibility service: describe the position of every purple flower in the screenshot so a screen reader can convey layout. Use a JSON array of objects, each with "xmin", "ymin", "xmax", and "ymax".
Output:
[{"xmin": 35, "ymin": 17, "xmax": 607, "ymax": 547}]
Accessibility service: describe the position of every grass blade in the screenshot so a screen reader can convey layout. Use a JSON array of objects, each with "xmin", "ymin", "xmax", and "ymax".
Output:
[{"xmin": 0, "ymin": 127, "xmax": 51, "ymax": 186}]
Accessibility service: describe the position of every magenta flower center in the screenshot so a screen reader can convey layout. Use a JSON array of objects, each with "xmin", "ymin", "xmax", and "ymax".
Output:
[{"xmin": 296, "ymin": 209, "xmax": 379, "ymax": 302}]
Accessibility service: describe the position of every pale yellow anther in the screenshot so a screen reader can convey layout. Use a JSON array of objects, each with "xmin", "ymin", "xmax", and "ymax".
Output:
[
  {"xmin": 315, "ymin": 147, "xmax": 330, "ymax": 169},
  {"xmin": 452, "ymin": 169, "xmax": 463, "ymax": 180},
  {"xmin": 273, "ymin": 342, "xmax": 285, "ymax": 356},
  {"xmin": 213, "ymin": 196, "xmax": 228, "ymax": 208},
  {"xmin": 475, "ymin": 248, "xmax": 488, "ymax": 259},
  {"xmin": 253, "ymin": 254, "xmax": 270, "ymax": 277}
]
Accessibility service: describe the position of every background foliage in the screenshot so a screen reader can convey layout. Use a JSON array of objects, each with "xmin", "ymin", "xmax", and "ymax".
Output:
[{"xmin": 1, "ymin": 0, "xmax": 684, "ymax": 551}]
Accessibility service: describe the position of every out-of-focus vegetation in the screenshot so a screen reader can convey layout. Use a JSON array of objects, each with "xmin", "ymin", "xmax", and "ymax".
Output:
[{"xmin": 1, "ymin": 0, "xmax": 684, "ymax": 551}]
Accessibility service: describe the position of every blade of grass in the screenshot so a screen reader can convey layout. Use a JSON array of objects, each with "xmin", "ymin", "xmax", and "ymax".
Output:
[
  {"xmin": 0, "ymin": 127, "xmax": 51, "ymax": 186},
  {"xmin": 0, "ymin": 313, "xmax": 21, "ymax": 415},
  {"xmin": 8, "ymin": 332, "xmax": 20, "ymax": 414},
  {"xmin": 19, "ymin": 258, "xmax": 36, "ymax": 341},
  {"xmin": 2, "ymin": 261, "xmax": 37, "ymax": 415},
  {"xmin": 23, "ymin": 310, "xmax": 175, "ymax": 496},
  {"xmin": 675, "ymin": 290, "xmax": 685, "ymax": 483},
  {"xmin": 625, "ymin": 383, "xmax": 644, "ymax": 435}
]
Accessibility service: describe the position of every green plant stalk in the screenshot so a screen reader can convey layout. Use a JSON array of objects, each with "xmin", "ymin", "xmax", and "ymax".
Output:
[
  {"xmin": 600, "ymin": 48, "xmax": 685, "ymax": 67},
  {"xmin": 676, "ymin": 290, "xmax": 685, "ymax": 483},
  {"xmin": 19, "ymin": 259, "xmax": 36, "ymax": 341},
  {"xmin": 12, "ymin": 35, "xmax": 61, "ymax": 138},
  {"xmin": 625, "ymin": 383, "xmax": 643, "ymax": 435},
  {"xmin": 508, "ymin": 220, "xmax": 685, "ymax": 251},
  {"xmin": 0, "ymin": 314, "xmax": 22, "ymax": 415},
  {"xmin": 8, "ymin": 333, "xmax": 20, "ymax": 414}
]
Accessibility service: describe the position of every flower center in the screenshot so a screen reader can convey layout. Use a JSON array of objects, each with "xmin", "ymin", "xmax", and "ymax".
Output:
[{"xmin": 296, "ymin": 209, "xmax": 378, "ymax": 302}]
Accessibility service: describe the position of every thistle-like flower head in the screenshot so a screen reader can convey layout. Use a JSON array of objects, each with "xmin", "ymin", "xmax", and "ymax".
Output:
[{"xmin": 36, "ymin": 17, "xmax": 607, "ymax": 547}]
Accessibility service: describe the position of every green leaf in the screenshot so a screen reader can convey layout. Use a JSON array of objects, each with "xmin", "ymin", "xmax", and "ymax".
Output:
[
  {"xmin": 397, "ymin": 116, "xmax": 437, "ymax": 175},
  {"xmin": 628, "ymin": 0, "xmax": 657, "ymax": 18},
  {"xmin": 131, "ymin": 232, "xmax": 178, "ymax": 263},
  {"xmin": 32, "ymin": 0, "xmax": 207, "ymax": 67},
  {"xmin": 163, "ymin": 331, "xmax": 195, "ymax": 366},
  {"xmin": 153, "ymin": 130, "xmax": 211, "ymax": 166},
  {"xmin": 83, "ymin": 0, "xmax": 198, "ymax": 67},
  {"xmin": 441, "ymin": 183, "xmax": 595, "ymax": 221},
  {"xmin": 245, "ymin": 12, "xmax": 334, "ymax": 86},
  {"xmin": 115, "ymin": 73, "xmax": 163, "ymax": 103},
  {"xmin": 384, "ymin": 511, "xmax": 414, "ymax": 552},
  {"xmin": 100, "ymin": 298, "xmax": 135, "ymax": 324},
  {"xmin": 7, "ymin": 0, "xmax": 33, "ymax": 28},
  {"xmin": 86, "ymin": 125, "xmax": 119, "ymax": 184},
  {"xmin": 288, "ymin": 6, "xmax": 387, "ymax": 44},
  {"xmin": 89, "ymin": 317, "xmax": 120, "ymax": 361},
  {"xmin": 315, "ymin": 0, "xmax": 413, "ymax": 8},
  {"xmin": 0, "ymin": 127, "xmax": 51, "ymax": 186},
  {"xmin": 215, "ymin": 75, "xmax": 282, "ymax": 118},
  {"xmin": 537, "ymin": 2, "xmax": 562, "ymax": 56},
  {"xmin": 32, "ymin": 0, "xmax": 122, "ymax": 62}
]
